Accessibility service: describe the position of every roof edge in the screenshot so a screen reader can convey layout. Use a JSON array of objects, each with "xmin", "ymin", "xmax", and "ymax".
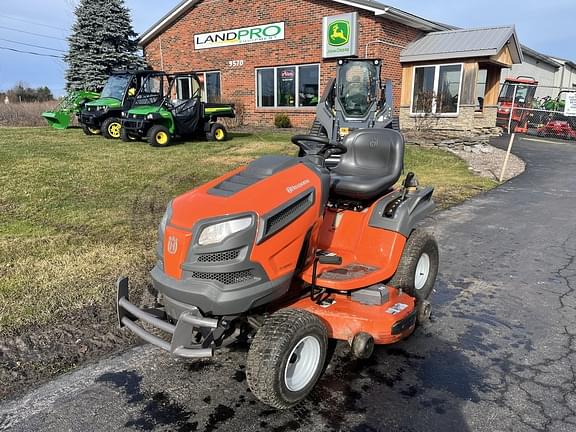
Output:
[{"xmin": 138, "ymin": 0, "xmax": 451, "ymax": 46}]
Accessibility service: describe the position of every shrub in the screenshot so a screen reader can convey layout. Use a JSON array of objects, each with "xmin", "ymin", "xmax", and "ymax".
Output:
[
  {"xmin": 222, "ymin": 98, "xmax": 246, "ymax": 129},
  {"xmin": 274, "ymin": 113, "xmax": 292, "ymax": 128},
  {"xmin": 0, "ymin": 101, "xmax": 56, "ymax": 127}
]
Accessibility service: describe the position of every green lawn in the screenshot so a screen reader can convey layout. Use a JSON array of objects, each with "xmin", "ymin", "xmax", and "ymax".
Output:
[{"xmin": 0, "ymin": 127, "xmax": 495, "ymax": 332}]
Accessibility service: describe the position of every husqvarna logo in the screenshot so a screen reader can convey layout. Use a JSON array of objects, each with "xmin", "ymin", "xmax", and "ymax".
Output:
[
  {"xmin": 286, "ymin": 179, "xmax": 310, "ymax": 194},
  {"xmin": 167, "ymin": 236, "xmax": 178, "ymax": 255}
]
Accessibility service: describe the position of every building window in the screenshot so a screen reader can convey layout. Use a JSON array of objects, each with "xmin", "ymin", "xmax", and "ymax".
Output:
[
  {"xmin": 476, "ymin": 68, "xmax": 488, "ymax": 112},
  {"xmin": 197, "ymin": 71, "xmax": 221, "ymax": 103},
  {"xmin": 256, "ymin": 64, "xmax": 320, "ymax": 108},
  {"xmin": 411, "ymin": 63, "xmax": 463, "ymax": 115}
]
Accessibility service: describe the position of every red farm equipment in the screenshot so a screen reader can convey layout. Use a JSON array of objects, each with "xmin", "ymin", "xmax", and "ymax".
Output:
[{"xmin": 496, "ymin": 76, "xmax": 538, "ymax": 133}]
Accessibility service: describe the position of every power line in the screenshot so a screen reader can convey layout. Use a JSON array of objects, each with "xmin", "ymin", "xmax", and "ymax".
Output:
[
  {"xmin": 0, "ymin": 13, "xmax": 67, "ymax": 31},
  {"xmin": 0, "ymin": 25, "xmax": 66, "ymax": 41},
  {"xmin": 0, "ymin": 45, "xmax": 62, "ymax": 59},
  {"xmin": 0, "ymin": 37, "xmax": 65, "ymax": 53}
]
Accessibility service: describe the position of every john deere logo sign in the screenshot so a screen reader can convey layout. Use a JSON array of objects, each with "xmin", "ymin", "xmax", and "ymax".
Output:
[
  {"xmin": 328, "ymin": 21, "xmax": 350, "ymax": 47},
  {"xmin": 323, "ymin": 13, "xmax": 358, "ymax": 58},
  {"xmin": 195, "ymin": 22, "xmax": 285, "ymax": 50}
]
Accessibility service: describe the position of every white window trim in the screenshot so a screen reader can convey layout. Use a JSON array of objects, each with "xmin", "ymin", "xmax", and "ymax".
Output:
[
  {"xmin": 410, "ymin": 62, "xmax": 464, "ymax": 117},
  {"xmin": 255, "ymin": 63, "xmax": 321, "ymax": 109}
]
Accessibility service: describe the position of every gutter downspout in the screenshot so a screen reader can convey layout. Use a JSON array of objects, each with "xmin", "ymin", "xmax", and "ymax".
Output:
[{"xmin": 159, "ymin": 36, "xmax": 165, "ymax": 71}]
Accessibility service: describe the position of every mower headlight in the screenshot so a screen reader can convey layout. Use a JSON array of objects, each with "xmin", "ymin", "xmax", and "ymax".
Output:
[
  {"xmin": 198, "ymin": 217, "xmax": 252, "ymax": 246},
  {"xmin": 159, "ymin": 201, "xmax": 173, "ymax": 235},
  {"xmin": 146, "ymin": 113, "xmax": 161, "ymax": 120}
]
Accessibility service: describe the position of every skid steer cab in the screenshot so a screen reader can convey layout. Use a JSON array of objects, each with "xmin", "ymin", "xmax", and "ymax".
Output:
[
  {"xmin": 116, "ymin": 128, "xmax": 439, "ymax": 408},
  {"xmin": 120, "ymin": 71, "xmax": 235, "ymax": 147},
  {"xmin": 79, "ymin": 70, "xmax": 157, "ymax": 139}
]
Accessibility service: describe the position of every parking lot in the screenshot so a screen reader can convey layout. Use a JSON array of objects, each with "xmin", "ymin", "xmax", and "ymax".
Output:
[{"xmin": 1, "ymin": 136, "xmax": 575, "ymax": 431}]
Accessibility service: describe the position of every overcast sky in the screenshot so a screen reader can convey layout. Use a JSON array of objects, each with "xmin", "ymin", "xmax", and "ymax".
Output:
[{"xmin": 0, "ymin": 0, "xmax": 574, "ymax": 96}]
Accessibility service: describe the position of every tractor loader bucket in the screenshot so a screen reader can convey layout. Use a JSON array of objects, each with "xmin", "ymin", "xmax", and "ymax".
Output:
[{"xmin": 42, "ymin": 111, "xmax": 71, "ymax": 130}]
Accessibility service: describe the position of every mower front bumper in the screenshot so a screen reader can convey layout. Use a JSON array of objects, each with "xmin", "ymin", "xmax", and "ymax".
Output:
[{"xmin": 116, "ymin": 276, "xmax": 218, "ymax": 358}]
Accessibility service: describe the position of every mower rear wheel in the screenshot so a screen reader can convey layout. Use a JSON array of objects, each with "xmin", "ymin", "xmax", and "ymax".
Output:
[
  {"xmin": 148, "ymin": 125, "xmax": 172, "ymax": 147},
  {"xmin": 388, "ymin": 229, "xmax": 439, "ymax": 301},
  {"xmin": 207, "ymin": 123, "xmax": 228, "ymax": 142},
  {"xmin": 102, "ymin": 117, "xmax": 122, "ymax": 139},
  {"xmin": 82, "ymin": 124, "xmax": 101, "ymax": 136},
  {"xmin": 246, "ymin": 308, "xmax": 328, "ymax": 409}
]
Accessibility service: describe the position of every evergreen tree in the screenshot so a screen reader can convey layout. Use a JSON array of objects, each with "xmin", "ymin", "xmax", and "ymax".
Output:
[{"xmin": 65, "ymin": 0, "xmax": 146, "ymax": 91}]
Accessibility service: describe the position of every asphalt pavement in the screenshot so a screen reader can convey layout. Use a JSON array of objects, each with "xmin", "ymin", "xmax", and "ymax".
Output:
[{"xmin": 1, "ymin": 136, "xmax": 576, "ymax": 432}]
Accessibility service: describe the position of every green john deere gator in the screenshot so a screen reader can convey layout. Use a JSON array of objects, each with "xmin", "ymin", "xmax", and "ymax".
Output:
[
  {"xmin": 121, "ymin": 71, "xmax": 235, "ymax": 147},
  {"xmin": 42, "ymin": 90, "xmax": 100, "ymax": 130},
  {"xmin": 79, "ymin": 70, "xmax": 158, "ymax": 139}
]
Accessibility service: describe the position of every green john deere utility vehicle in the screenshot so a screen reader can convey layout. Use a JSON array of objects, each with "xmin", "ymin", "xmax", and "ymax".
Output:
[
  {"xmin": 79, "ymin": 70, "xmax": 157, "ymax": 139},
  {"xmin": 121, "ymin": 71, "xmax": 235, "ymax": 147},
  {"xmin": 42, "ymin": 90, "xmax": 100, "ymax": 130}
]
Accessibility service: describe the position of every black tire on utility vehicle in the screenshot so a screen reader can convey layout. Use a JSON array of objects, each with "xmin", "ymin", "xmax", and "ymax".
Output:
[
  {"xmin": 388, "ymin": 229, "xmax": 439, "ymax": 301},
  {"xmin": 148, "ymin": 125, "xmax": 172, "ymax": 147},
  {"xmin": 120, "ymin": 127, "xmax": 138, "ymax": 142},
  {"xmin": 207, "ymin": 123, "xmax": 228, "ymax": 142},
  {"xmin": 101, "ymin": 117, "xmax": 122, "ymax": 139},
  {"xmin": 247, "ymin": 308, "xmax": 328, "ymax": 409},
  {"xmin": 82, "ymin": 123, "xmax": 101, "ymax": 136}
]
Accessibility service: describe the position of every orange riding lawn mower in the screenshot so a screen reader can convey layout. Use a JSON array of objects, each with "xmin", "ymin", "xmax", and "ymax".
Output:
[{"xmin": 116, "ymin": 113, "xmax": 439, "ymax": 409}]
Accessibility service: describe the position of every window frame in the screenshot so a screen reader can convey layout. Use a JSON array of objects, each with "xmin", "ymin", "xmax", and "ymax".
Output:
[
  {"xmin": 255, "ymin": 63, "xmax": 321, "ymax": 109},
  {"xmin": 410, "ymin": 62, "xmax": 464, "ymax": 117},
  {"xmin": 197, "ymin": 70, "xmax": 221, "ymax": 103}
]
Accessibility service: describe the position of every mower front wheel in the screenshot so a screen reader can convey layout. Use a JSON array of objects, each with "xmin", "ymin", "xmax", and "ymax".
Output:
[
  {"xmin": 246, "ymin": 308, "xmax": 328, "ymax": 409},
  {"xmin": 388, "ymin": 229, "xmax": 439, "ymax": 301},
  {"xmin": 148, "ymin": 125, "xmax": 172, "ymax": 147},
  {"xmin": 207, "ymin": 123, "xmax": 228, "ymax": 142},
  {"xmin": 102, "ymin": 117, "xmax": 122, "ymax": 139}
]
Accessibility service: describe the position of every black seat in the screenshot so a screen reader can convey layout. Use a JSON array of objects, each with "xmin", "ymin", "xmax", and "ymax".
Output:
[{"xmin": 330, "ymin": 129, "xmax": 404, "ymax": 200}]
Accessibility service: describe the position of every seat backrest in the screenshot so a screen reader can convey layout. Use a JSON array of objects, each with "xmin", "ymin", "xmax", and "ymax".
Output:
[{"xmin": 336, "ymin": 128, "xmax": 404, "ymax": 179}]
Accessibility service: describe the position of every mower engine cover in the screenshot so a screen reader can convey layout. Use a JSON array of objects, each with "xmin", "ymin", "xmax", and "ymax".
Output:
[{"xmin": 153, "ymin": 155, "xmax": 330, "ymax": 318}]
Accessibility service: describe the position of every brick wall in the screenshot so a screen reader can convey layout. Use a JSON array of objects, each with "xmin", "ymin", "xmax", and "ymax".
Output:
[
  {"xmin": 399, "ymin": 105, "xmax": 500, "ymax": 136},
  {"xmin": 142, "ymin": 0, "xmax": 422, "ymax": 128}
]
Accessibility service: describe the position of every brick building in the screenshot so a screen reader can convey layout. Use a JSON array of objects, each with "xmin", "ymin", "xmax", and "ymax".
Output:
[{"xmin": 138, "ymin": 0, "xmax": 449, "ymax": 128}]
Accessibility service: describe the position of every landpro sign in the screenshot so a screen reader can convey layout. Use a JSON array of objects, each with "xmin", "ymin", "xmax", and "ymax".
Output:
[
  {"xmin": 195, "ymin": 22, "xmax": 285, "ymax": 50},
  {"xmin": 322, "ymin": 13, "xmax": 358, "ymax": 58}
]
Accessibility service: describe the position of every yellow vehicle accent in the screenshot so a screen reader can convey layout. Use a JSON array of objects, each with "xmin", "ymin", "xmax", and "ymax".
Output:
[
  {"xmin": 156, "ymin": 131, "xmax": 169, "ymax": 145},
  {"xmin": 214, "ymin": 128, "xmax": 225, "ymax": 141},
  {"xmin": 108, "ymin": 122, "xmax": 121, "ymax": 138}
]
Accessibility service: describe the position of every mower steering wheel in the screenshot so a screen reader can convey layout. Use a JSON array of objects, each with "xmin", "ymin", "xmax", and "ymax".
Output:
[{"xmin": 291, "ymin": 135, "xmax": 347, "ymax": 157}]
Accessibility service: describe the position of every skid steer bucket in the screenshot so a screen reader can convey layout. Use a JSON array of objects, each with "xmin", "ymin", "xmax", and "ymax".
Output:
[{"xmin": 42, "ymin": 111, "xmax": 71, "ymax": 130}]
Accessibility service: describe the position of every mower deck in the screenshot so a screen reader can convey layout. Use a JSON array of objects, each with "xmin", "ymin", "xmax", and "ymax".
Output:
[{"xmin": 288, "ymin": 289, "xmax": 416, "ymax": 345}]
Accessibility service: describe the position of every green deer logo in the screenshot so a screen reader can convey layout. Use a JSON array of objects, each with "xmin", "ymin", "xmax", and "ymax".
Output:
[{"xmin": 328, "ymin": 20, "xmax": 350, "ymax": 47}]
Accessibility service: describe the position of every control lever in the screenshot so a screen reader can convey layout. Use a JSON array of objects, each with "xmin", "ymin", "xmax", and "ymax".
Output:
[
  {"xmin": 385, "ymin": 172, "xmax": 418, "ymax": 218},
  {"xmin": 401, "ymin": 172, "xmax": 416, "ymax": 200},
  {"xmin": 311, "ymin": 252, "xmax": 342, "ymax": 303}
]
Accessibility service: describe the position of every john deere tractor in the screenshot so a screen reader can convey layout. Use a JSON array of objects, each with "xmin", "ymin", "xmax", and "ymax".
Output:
[
  {"xmin": 121, "ymin": 71, "xmax": 235, "ymax": 147},
  {"xmin": 79, "ymin": 70, "xmax": 157, "ymax": 139}
]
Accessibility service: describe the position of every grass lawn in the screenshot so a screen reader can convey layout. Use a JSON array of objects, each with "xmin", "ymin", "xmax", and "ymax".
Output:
[{"xmin": 0, "ymin": 127, "xmax": 495, "ymax": 333}]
